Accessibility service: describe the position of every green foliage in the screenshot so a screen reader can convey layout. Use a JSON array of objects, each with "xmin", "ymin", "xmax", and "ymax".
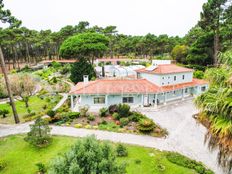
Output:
[
  {"xmin": 51, "ymin": 61, "xmax": 62, "ymax": 69},
  {"xmin": 137, "ymin": 119, "xmax": 155, "ymax": 132},
  {"xmin": 0, "ymin": 109, "xmax": 9, "ymax": 118},
  {"xmin": 193, "ymin": 70, "xmax": 205, "ymax": 79},
  {"xmin": 129, "ymin": 111, "xmax": 146, "ymax": 122},
  {"xmin": 87, "ymin": 114, "xmax": 95, "ymax": 121},
  {"xmin": 99, "ymin": 107, "xmax": 108, "ymax": 117},
  {"xmin": 171, "ymin": 45, "xmax": 188, "ymax": 63},
  {"xmin": 119, "ymin": 118, "xmax": 129, "ymax": 127},
  {"xmin": 59, "ymin": 32, "xmax": 109, "ymax": 62},
  {"xmin": 117, "ymin": 104, "xmax": 130, "ymax": 118},
  {"xmin": 116, "ymin": 144, "xmax": 128, "ymax": 157},
  {"xmin": 166, "ymin": 152, "xmax": 214, "ymax": 174},
  {"xmin": 24, "ymin": 117, "xmax": 52, "ymax": 147},
  {"xmin": 112, "ymin": 112, "xmax": 120, "ymax": 120},
  {"xmin": 48, "ymin": 136, "xmax": 126, "ymax": 174},
  {"xmin": 0, "ymin": 160, "xmax": 6, "ymax": 171},
  {"xmin": 70, "ymin": 57, "xmax": 96, "ymax": 83},
  {"xmin": 36, "ymin": 162, "xmax": 47, "ymax": 174},
  {"xmin": 47, "ymin": 110, "xmax": 56, "ymax": 117}
]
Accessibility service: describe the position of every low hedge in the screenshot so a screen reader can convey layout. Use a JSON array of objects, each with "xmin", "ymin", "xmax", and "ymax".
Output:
[{"xmin": 166, "ymin": 152, "xmax": 214, "ymax": 174}]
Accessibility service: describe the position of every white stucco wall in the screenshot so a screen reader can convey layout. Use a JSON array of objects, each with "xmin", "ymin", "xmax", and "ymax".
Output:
[{"xmin": 138, "ymin": 72, "xmax": 193, "ymax": 86}]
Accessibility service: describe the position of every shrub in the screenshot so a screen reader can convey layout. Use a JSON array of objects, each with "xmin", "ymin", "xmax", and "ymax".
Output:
[
  {"xmin": 99, "ymin": 107, "xmax": 108, "ymax": 117},
  {"xmin": 108, "ymin": 104, "xmax": 118, "ymax": 114},
  {"xmin": 194, "ymin": 70, "xmax": 204, "ymax": 79},
  {"xmin": 166, "ymin": 152, "xmax": 214, "ymax": 174},
  {"xmin": 36, "ymin": 162, "xmax": 47, "ymax": 174},
  {"xmin": 0, "ymin": 109, "xmax": 9, "ymax": 118},
  {"xmin": 0, "ymin": 160, "xmax": 6, "ymax": 171},
  {"xmin": 67, "ymin": 112, "xmax": 80, "ymax": 119},
  {"xmin": 135, "ymin": 159, "xmax": 141, "ymax": 164},
  {"xmin": 88, "ymin": 114, "xmax": 95, "ymax": 121},
  {"xmin": 137, "ymin": 119, "xmax": 155, "ymax": 132},
  {"xmin": 119, "ymin": 118, "xmax": 129, "ymax": 127},
  {"xmin": 117, "ymin": 104, "xmax": 130, "ymax": 118},
  {"xmin": 116, "ymin": 144, "xmax": 128, "ymax": 157},
  {"xmin": 24, "ymin": 117, "xmax": 52, "ymax": 147},
  {"xmin": 79, "ymin": 105, "xmax": 89, "ymax": 117},
  {"xmin": 129, "ymin": 111, "xmax": 145, "ymax": 122},
  {"xmin": 100, "ymin": 120, "xmax": 107, "ymax": 125},
  {"xmin": 112, "ymin": 112, "xmax": 120, "ymax": 120},
  {"xmin": 48, "ymin": 136, "xmax": 126, "ymax": 174},
  {"xmin": 47, "ymin": 110, "xmax": 56, "ymax": 117}
]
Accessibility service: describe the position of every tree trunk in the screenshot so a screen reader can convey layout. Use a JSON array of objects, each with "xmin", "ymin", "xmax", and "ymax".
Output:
[
  {"xmin": 0, "ymin": 47, "xmax": 20, "ymax": 124},
  {"xmin": 213, "ymin": 30, "xmax": 220, "ymax": 66}
]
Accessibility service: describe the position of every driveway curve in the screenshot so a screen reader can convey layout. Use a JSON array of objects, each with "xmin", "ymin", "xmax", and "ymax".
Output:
[{"xmin": 0, "ymin": 100, "xmax": 224, "ymax": 174}]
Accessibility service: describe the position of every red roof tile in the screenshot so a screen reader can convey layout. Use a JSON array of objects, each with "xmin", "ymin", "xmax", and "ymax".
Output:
[
  {"xmin": 136, "ymin": 64, "xmax": 193, "ymax": 74},
  {"xmin": 41, "ymin": 59, "xmax": 76, "ymax": 63},
  {"xmin": 70, "ymin": 79, "xmax": 160, "ymax": 95},
  {"xmin": 70, "ymin": 78, "xmax": 208, "ymax": 95}
]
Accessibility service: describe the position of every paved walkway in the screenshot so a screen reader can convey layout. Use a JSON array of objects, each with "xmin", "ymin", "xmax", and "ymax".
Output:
[
  {"xmin": 0, "ymin": 100, "xmax": 224, "ymax": 174},
  {"xmin": 53, "ymin": 93, "xmax": 68, "ymax": 111}
]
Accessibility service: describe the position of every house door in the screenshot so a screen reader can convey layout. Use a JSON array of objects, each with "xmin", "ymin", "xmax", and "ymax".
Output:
[{"xmin": 143, "ymin": 95, "xmax": 149, "ymax": 106}]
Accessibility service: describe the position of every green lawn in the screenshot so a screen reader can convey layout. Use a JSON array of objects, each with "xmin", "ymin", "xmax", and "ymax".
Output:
[
  {"xmin": 0, "ymin": 135, "xmax": 197, "ymax": 174},
  {"xmin": 0, "ymin": 95, "xmax": 61, "ymax": 124}
]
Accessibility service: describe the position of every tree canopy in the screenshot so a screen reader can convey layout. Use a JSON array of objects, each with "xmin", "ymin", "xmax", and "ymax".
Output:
[{"xmin": 59, "ymin": 32, "xmax": 109, "ymax": 63}]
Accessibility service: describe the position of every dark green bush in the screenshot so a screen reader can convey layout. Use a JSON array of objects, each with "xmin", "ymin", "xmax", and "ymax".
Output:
[
  {"xmin": 116, "ymin": 144, "xmax": 128, "ymax": 157},
  {"xmin": 119, "ymin": 118, "xmax": 129, "ymax": 127},
  {"xmin": 135, "ymin": 159, "xmax": 141, "ymax": 164},
  {"xmin": 49, "ymin": 136, "xmax": 126, "ymax": 174},
  {"xmin": 99, "ymin": 107, "xmax": 108, "ymax": 117},
  {"xmin": 67, "ymin": 112, "xmax": 80, "ymax": 119},
  {"xmin": 108, "ymin": 104, "xmax": 118, "ymax": 114},
  {"xmin": 24, "ymin": 117, "xmax": 52, "ymax": 147},
  {"xmin": 0, "ymin": 160, "xmax": 6, "ymax": 171},
  {"xmin": 129, "ymin": 111, "xmax": 145, "ymax": 122},
  {"xmin": 36, "ymin": 162, "xmax": 47, "ymax": 174},
  {"xmin": 0, "ymin": 109, "xmax": 9, "ymax": 118},
  {"xmin": 166, "ymin": 152, "xmax": 214, "ymax": 174},
  {"xmin": 112, "ymin": 112, "xmax": 120, "ymax": 120},
  {"xmin": 47, "ymin": 110, "xmax": 56, "ymax": 117},
  {"xmin": 117, "ymin": 104, "xmax": 130, "ymax": 118},
  {"xmin": 137, "ymin": 119, "xmax": 155, "ymax": 132}
]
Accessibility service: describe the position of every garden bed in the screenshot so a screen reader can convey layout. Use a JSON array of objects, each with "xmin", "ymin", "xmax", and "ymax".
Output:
[{"xmin": 46, "ymin": 104, "xmax": 168, "ymax": 138}]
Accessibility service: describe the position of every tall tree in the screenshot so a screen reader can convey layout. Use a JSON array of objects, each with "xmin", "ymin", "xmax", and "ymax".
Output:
[
  {"xmin": 59, "ymin": 32, "xmax": 109, "ymax": 64},
  {"xmin": 199, "ymin": 0, "xmax": 228, "ymax": 65},
  {"xmin": 0, "ymin": 0, "xmax": 20, "ymax": 123}
]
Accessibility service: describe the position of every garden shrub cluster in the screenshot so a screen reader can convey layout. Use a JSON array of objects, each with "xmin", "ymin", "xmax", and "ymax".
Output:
[
  {"xmin": 137, "ymin": 119, "xmax": 155, "ymax": 132},
  {"xmin": 166, "ymin": 152, "xmax": 214, "ymax": 174},
  {"xmin": 116, "ymin": 144, "xmax": 128, "ymax": 157}
]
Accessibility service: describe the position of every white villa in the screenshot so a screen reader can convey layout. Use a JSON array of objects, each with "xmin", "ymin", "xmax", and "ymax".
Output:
[{"xmin": 69, "ymin": 60, "xmax": 208, "ymax": 111}]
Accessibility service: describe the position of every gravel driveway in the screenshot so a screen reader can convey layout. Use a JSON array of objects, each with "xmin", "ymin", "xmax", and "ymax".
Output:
[{"xmin": 141, "ymin": 99, "xmax": 223, "ymax": 174}]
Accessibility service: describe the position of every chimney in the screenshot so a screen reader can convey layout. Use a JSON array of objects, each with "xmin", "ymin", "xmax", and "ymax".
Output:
[{"xmin": 83, "ymin": 75, "xmax": 89, "ymax": 84}]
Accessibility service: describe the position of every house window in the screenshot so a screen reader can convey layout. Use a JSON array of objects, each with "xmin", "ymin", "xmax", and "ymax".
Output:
[
  {"xmin": 182, "ymin": 75, "xmax": 185, "ymax": 80},
  {"xmin": 201, "ymin": 86, "xmax": 206, "ymax": 92},
  {"xmin": 173, "ymin": 91, "xmax": 176, "ymax": 94},
  {"xmin": 122, "ymin": 97, "xmax": 134, "ymax": 103},
  {"xmin": 174, "ymin": 76, "xmax": 176, "ymax": 81},
  {"xmin": 162, "ymin": 77, "xmax": 164, "ymax": 80},
  {"xmin": 185, "ymin": 88, "xmax": 188, "ymax": 93},
  {"xmin": 93, "ymin": 97, "xmax": 105, "ymax": 104},
  {"xmin": 162, "ymin": 82, "xmax": 164, "ymax": 85}
]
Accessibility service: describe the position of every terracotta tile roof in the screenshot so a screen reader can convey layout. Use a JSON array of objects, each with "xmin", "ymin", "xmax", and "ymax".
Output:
[
  {"xmin": 161, "ymin": 78, "xmax": 208, "ymax": 92},
  {"xmin": 136, "ymin": 64, "xmax": 193, "ymax": 74},
  {"xmin": 70, "ymin": 79, "xmax": 160, "ymax": 95},
  {"xmin": 70, "ymin": 78, "xmax": 208, "ymax": 95},
  {"xmin": 41, "ymin": 59, "xmax": 76, "ymax": 63}
]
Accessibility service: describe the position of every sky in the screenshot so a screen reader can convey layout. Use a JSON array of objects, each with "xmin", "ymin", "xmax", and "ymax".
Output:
[{"xmin": 3, "ymin": 0, "xmax": 207, "ymax": 37}]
